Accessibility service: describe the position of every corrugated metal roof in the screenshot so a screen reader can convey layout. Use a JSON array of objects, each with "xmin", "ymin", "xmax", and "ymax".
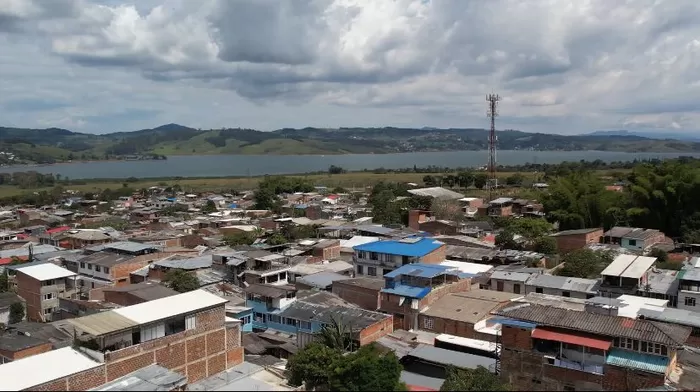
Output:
[
  {"xmin": 602, "ymin": 254, "xmax": 637, "ymax": 277},
  {"xmin": 606, "ymin": 348, "xmax": 669, "ymax": 374},
  {"xmin": 353, "ymin": 238, "xmax": 444, "ymax": 257},
  {"xmin": 406, "ymin": 344, "xmax": 495, "ymax": 369},
  {"xmin": 382, "ymin": 285, "xmax": 431, "ymax": 299},
  {"xmin": 406, "ymin": 187, "xmax": 464, "ymax": 200},
  {"xmin": 620, "ymin": 256, "xmax": 657, "ymax": 279},
  {"xmin": 384, "ymin": 263, "xmax": 453, "ymax": 279},
  {"xmin": 68, "ymin": 312, "xmax": 139, "ymax": 336},
  {"xmin": 531, "ymin": 328, "xmax": 612, "ymax": 351},
  {"xmin": 495, "ymin": 303, "xmax": 690, "ymax": 346}
]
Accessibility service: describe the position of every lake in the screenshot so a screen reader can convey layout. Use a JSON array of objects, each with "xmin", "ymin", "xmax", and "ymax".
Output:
[{"xmin": 0, "ymin": 150, "xmax": 696, "ymax": 180}]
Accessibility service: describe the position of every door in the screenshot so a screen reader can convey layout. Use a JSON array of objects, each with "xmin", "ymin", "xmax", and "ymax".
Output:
[
  {"xmin": 393, "ymin": 314, "xmax": 404, "ymax": 330},
  {"xmin": 496, "ymin": 281, "xmax": 504, "ymax": 292},
  {"xmin": 513, "ymin": 283, "xmax": 521, "ymax": 294}
]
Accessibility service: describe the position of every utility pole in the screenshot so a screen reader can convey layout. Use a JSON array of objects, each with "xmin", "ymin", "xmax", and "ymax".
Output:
[{"xmin": 486, "ymin": 93, "xmax": 501, "ymax": 201}]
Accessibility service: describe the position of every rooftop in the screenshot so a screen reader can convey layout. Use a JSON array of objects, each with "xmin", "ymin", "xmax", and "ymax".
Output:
[
  {"xmin": 69, "ymin": 289, "xmax": 228, "ymax": 336},
  {"xmin": 550, "ymin": 228, "xmax": 603, "ymax": 237},
  {"xmin": 406, "ymin": 187, "xmax": 464, "ymax": 200},
  {"xmin": 354, "ymin": 237, "xmax": 444, "ymax": 257},
  {"xmin": 89, "ymin": 241, "xmax": 160, "ymax": 254},
  {"xmin": 15, "ymin": 263, "xmax": 76, "ymax": 281},
  {"xmin": 153, "ymin": 255, "xmax": 212, "ymax": 270},
  {"xmin": 279, "ymin": 292, "xmax": 389, "ymax": 329},
  {"xmin": 90, "ymin": 364, "xmax": 186, "ymax": 391},
  {"xmin": 77, "ymin": 251, "xmax": 136, "ymax": 268},
  {"xmin": 421, "ymin": 294, "xmax": 504, "ymax": 324},
  {"xmin": 331, "ymin": 277, "xmax": 385, "ymax": 291},
  {"xmin": 245, "ymin": 283, "xmax": 297, "ymax": 298},
  {"xmin": 0, "ymin": 347, "xmax": 101, "ymax": 391},
  {"xmin": 102, "ymin": 282, "xmax": 179, "ymax": 301},
  {"xmin": 0, "ymin": 333, "xmax": 49, "ymax": 352},
  {"xmin": 188, "ymin": 361, "xmax": 291, "ymax": 391},
  {"xmin": 296, "ymin": 271, "xmax": 351, "ymax": 289},
  {"xmin": 526, "ymin": 274, "xmax": 600, "ymax": 293},
  {"xmin": 384, "ymin": 263, "xmax": 466, "ymax": 279},
  {"xmin": 405, "ymin": 344, "xmax": 496, "ymax": 370},
  {"xmin": 601, "ymin": 254, "xmax": 657, "ymax": 279},
  {"xmin": 495, "ymin": 303, "xmax": 691, "ymax": 346}
]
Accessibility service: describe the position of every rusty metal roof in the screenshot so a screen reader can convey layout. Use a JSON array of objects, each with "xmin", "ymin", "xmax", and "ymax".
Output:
[{"xmin": 494, "ymin": 303, "xmax": 690, "ymax": 347}]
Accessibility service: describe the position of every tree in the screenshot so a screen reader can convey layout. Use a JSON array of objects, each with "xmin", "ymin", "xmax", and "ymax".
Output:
[
  {"xmin": 423, "ymin": 175, "xmax": 437, "ymax": 187},
  {"xmin": 328, "ymin": 165, "xmax": 345, "ymax": 175},
  {"xmin": 533, "ymin": 236, "xmax": 557, "ymax": 254},
  {"xmin": 286, "ymin": 342, "xmax": 342, "ymax": 390},
  {"xmin": 9, "ymin": 302, "xmax": 24, "ymax": 324},
  {"xmin": 506, "ymin": 218, "xmax": 553, "ymax": 242},
  {"xmin": 163, "ymin": 269, "xmax": 199, "ymax": 293},
  {"xmin": 431, "ymin": 198, "xmax": 464, "ymax": 222},
  {"xmin": 495, "ymin": 229, "xmax": 520, "ymax": 250},
  {"xmin": 327, "ymin": 343, "xmax": 406, "ymax": 391},
  {"xmin": 267, "ymin": 233, "xmax": 287, "ymax": 246},
  {"xmin": 253, "ymin": 186, "xmax": 279, "ymax": 211},
  {"xmin": 223, "ymin": 232, "xmax": 256, "ymax": 246},
  {"xmin": 440, "ymin": 366, "xmax": 509, "ymax": 391},
  {"xmin": 456, "ymin": 171, "xmax": 475, "ymax": 189},
  {"xmin": 201, "ymin": 200, "xmax": 217, "ymax": 213},
  {"xmin": 316, "ymin": 315, "xmax": 357, "ymax": 352},
  {"xmin": 505, "ymin": 173, "xmax": 525, "ymax": 186},
  {"xmin": 474, "ymin": 173, "xmax": 488, "ymax": 189},
  {"xmin": 0, "ymin": 273, "xmax": 8, "ymax": 293},
  {"xmin": 556, "ymin": 249, "xmax": 614, "ymax": 279}
]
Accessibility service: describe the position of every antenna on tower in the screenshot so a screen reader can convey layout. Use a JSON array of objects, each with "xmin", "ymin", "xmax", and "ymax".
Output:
[{"xmin": 486, "ymin": 93, "xmax": 500, "ymax": 201}]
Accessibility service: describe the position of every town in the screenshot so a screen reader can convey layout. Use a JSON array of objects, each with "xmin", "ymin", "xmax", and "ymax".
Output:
[{"xmin": 0, "ymin": 162, "xmax": 698, "ymax": 391}]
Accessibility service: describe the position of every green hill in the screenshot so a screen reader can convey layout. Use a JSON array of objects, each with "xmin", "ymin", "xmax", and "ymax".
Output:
[{"xmin": 1, "ymin": 124, "xmax": 699, "ymax": 164}]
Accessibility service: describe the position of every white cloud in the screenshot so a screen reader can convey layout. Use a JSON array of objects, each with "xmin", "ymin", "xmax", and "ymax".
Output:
[{"xmin": 1, "ymin": 0, "xmax": 699, "ymax": 134}]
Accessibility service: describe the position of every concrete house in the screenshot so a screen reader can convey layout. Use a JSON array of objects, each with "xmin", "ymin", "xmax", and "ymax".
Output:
[
  {"xmin": 352, "ymin": 237, "xmax": 446, "ymax": 279},
  {"xmin": 525, "ymin": 274, "xmax": 600, "ymax": 299},
  {"xmin": 14, "ymin": 263, "xmax": 77, "ymax": 322},
  {"xmin": 599, "ymin": 254, "xmax": 657, "ymax": 296}
]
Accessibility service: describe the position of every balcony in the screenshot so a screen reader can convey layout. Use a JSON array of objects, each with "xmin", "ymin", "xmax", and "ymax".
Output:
[{"xmin": 544, "ymin": 355, "xmax": 604, "ymax": 375}]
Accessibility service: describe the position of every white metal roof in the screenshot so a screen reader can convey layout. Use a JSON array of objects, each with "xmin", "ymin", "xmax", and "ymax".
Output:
[
  {"xmin": 619, "ymin": 256, "xmax": 657, "ymax": 279},
  {"xmin": 601, "ymin": 254, "xmax": 637, "ymax": 277},
  {"xmin": 440, "ymin": 260, "xmax": 493, "ymax": 275},
  {"xmin": 15, "ymin": 263, "xmax": 76, "ymax": 281},
  {"xmin": 113, "ymin": 289, "xmax": 227, "ymax": 325},
  {"xmin": 0, "ymin": 347, "xmax": 101, "ymax": 391},
  {"xmin": 340, "ymin": 235, "xmax": 379, "ymax": 250}
]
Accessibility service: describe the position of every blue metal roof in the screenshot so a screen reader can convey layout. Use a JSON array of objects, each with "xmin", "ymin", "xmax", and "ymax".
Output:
[
  {"xmin": 606, "ymin": 348, "xmax": 669, "ymax": 374},
  {"xmin": 384, "ymin": 263, "xmax": 453, "ymax": 279},
  {"xmin": 353, "ymin": 237, "xmax": 443, "ymax": 257},
  {"xmin": 488, "ymin": 316, "xmax": 537, "ymax": 330},
  {"xmin": 294, "ymin": 204, "xmax": 308, "ymax": 209},
  {"xmin": 229, "ymin": 203, "xmax": 238, "ymax": 208},
  {"xmin": 381, "ymin": 285, "xmax": 431, "ymax": 299}
]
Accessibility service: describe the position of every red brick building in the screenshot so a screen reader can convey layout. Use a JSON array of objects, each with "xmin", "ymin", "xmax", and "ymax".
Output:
[
  {"xmin": 1, "ymin": 289, "xmax": 245, "ymax": 391},
  {"xmin": 495, "ymin": 304, "xmax": 690, "ymax": 391},
  {"xmin": 550, "ymin": 228, "xmax": 604, "ymax": 254}
]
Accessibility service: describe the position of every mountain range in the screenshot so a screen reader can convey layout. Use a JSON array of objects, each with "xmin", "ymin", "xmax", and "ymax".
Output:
[
  {"xmin": 586, "ymin": 130, "xmax": 700, "ymax": 142},
  {"xmin": 2, "ymin": 124, "xmax": 700, "ymax": 164}
]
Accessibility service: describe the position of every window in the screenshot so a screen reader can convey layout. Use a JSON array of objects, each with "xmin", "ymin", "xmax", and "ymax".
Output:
[
  {"xmin": 185, "ymin": 314, "xmax": 196, "ymax": 330},
  {"xmin": 285, "ymin": 318, "xmax": 297, "ymax": 326},
  {"xmin": 423, "ymin": 317, "xmax": 434, "ymax": 330},
  {"xmin": 685, "ymin": 297, "xmax": 696, "ymax": 307},
  {"xmin": 104, "ymin": 267, "xmax": 110, "ymax": 274},
  {"xmin": 141, "ymin": 323, "xmax": 165, "ymax": 342},
  {"xmin": 535, "ymin": 287, "xmax": 543, "ymax": 294},
  {"xmin": 43, "ymin": 293, "xmax": 54, "ymax": 300},
  {"xmin": 562, "ymin": 291, "xmax": 571, "ymax": 298},
  {"xmin": 80, "ymin": 262, "xmax": 85, "ymax": 268},
  {"xmin": 299, "ymin": 320, "xmax": 312, "ymax": 330},
  {"xmin": 165, "ymin": 316, "xmax": 186, "ymax": 335},
  {"xmin": 95, "ymin": 265, "xmax": 101, "ymax": 272},
  {"xmin": 239, "ymin": 315, "xmax": 251, "ymax": 324},
  {"xmin": 268, "ymin": 315, "xmax": 281, "ymax": 324},
  {"xmin": 43, "ymin": 279, "xmax": 55, "ymax": 286},
  {"xmin": 43, "ymin": 308, "xmax": 54, "ymax": 315},
  {"xmin": 254, "ymin": 312, "xmax": 266, "ymax": 323},
  {"xmin": 357, "ymin": 265, "xmax": 363, "ymax": 275},
  {"xmin": 617, "ymin": 337, "xmax": 634, "ymax": 350},
  {"xmin": 368, "ymin": 267, "xmax": 377, "ymax": 276},
  {"xmin": 370, "ymin": 252, "xmax": 378, "ymax": 260},
  {"xmin": 628, "ymin": 239, "xmax": 637, "ymax": 246},
  {"xmin": 87, "ymin": 264, "xmax": 93, "ymax": 270}
]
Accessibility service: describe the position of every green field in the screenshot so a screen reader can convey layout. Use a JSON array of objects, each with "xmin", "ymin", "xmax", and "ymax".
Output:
[{"xmin": 0, "ymin": 171, "xmax": 556, "ymax": 199}]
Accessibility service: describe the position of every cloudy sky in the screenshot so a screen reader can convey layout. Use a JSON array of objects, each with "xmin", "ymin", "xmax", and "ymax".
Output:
[{"xmin": 1, "ymin": 0, "xmax": 699, "ymax": 135}]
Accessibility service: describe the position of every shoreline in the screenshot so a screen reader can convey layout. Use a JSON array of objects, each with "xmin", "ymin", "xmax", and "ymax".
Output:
[{"xmin": 2, "ymin": 147, "xmax": 697, "ymax": 169}]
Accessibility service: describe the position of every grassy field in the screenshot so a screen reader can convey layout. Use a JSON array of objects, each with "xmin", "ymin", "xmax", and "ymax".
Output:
[{"xmin": 0, "ymin": 171, "xmax": 555, "ymax": 199}]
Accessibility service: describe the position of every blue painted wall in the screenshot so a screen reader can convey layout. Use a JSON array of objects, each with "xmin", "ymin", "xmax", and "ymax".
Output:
[{"xmin": 231, "ymin": 308, "xmax": 254, "ymax": 332}]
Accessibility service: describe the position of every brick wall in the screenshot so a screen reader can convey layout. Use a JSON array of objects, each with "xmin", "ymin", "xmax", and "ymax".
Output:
[
  {"xmin": 102, "ymin": 306, "xmax": 241, "ymax": 383},
  {"xmin": 359, "ymin": 316, "xmax": 393, "ymax": 345},
  {"xmin": 15, "ymin": 272, "xmax": 41, "ymax": 322},
  {"xmin": 555, "ymin": 229, "xmax": 604, "ymax": 253},
  {"xmin": 419, "ymin": 221, "xmax": 458, "ymax": 236},
  {"xmin": 602, "ymin": 365, "xmax": 665, "ymax": 391},
  {"xmin": 501, "ymin": 326, "xmax": 533, "ymax": 351},
  {"xmin": 408, "ymin": 210, "xmax": 430, "ymax": 231},
  {"xmin": 332, "ymin": 281, "xmax": 381, "ymax": 311},
  {"xmin": 0, "ymin": 341, "xmax": 52, "ymax": 361},
  {"xmin": 421, "ymin": 245, "xmax": 447, "ymax": 264}
]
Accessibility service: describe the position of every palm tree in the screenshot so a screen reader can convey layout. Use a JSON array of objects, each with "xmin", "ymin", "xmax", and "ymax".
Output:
[{"xmin": 315, "ymin": 315, "xmax": 358, "ymax": 352}]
